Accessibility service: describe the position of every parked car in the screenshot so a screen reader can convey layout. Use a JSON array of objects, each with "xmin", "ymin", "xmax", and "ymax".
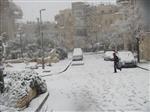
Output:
[
  {"xmin": 104, "ymin": 51, "xmax": 114, "ymax": 61},
  {"xmin": 72, "ymin": 48, "xmax": 83, "ymax": 61},
  {"xmin": 118, "ymin": 51, "xmax": 137, "ymax": 67}
]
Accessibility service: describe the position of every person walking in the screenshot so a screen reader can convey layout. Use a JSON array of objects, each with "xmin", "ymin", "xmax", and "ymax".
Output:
[{"xmin": 113, "ymin": 52, "xmax": 120, "ymax": 73}]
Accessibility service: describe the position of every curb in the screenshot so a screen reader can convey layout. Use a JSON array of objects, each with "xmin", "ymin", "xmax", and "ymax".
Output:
[
  {"xmin": 35, "ymin": 92, "xmax": 49, "ymax": 112},
  {"xmin": 137, "ymin": 65, "xmax": 150, "ymax": 71},
  {"xmin": 41, "ymin": 61, "xmax": 72, "ymax": 77},
  {"xmin": 23, "ymin": 92, "xmax": 49, "ymax": 112}
]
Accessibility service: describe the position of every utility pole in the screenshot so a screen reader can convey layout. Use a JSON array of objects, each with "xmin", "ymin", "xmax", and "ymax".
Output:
[
  {"xmin": 18, "ymin": 26, "xmax": 24, "ymax": 59},
  {"xmin": 0, "ymin": 38, "xmax": 4, "ymax": 93},
  {"xmin": 37, "ymin": 18, "xmax": 40, "ymax": 37},
  {"xmin": 39, "ymin": 9, "xmax": 46, "ymax": 69},
  {"xmin": 41, "ymin": 32, "xmax": 44, "ymax": 69},
  {"xmin": 136, "ymin": 37, "xmax": 140, "ymax": 63},
  {"xmin": 20, "ymin": 31, "xmax": 23, "ymax": 58}
]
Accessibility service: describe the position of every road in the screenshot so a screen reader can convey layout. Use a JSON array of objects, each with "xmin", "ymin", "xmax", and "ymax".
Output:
[{"xmin": 41, "ymin": 53, "xmax": 150, "ymax": 112}]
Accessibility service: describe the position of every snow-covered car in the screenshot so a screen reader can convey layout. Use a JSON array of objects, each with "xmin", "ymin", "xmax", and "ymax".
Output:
[
  {"xmin": 118, "ymin": 51, "xmax": 137, "ymax": 67},
  {"xmin": 72, "ymin": 48, "xmax": 83, "ymax": 61},
  {"xmin": 104, "ymin": 51, "xmax": 114, "ymax": 61}
]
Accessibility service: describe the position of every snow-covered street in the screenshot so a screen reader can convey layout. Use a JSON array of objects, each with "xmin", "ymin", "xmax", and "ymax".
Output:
[{"xmin": 41, "ymin": 53, "xmax": 150, "ymax": 112}]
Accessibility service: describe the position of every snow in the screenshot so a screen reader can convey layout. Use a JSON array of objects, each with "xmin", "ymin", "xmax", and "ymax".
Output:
[
  {"xmin": 118, "ymin": 51, "xmax": 135, "ymax": 62},
  {"xmin": 104, "ymin": 51, "xmax": 114, "ymax": 60},
  {"xmin": 0, "ymin": 70, "xmax": 47, "ymax": 111},
  {"xmin": 0, "ymin": 105, "xmax": 17, "ymax": 112},
  {"xmin": 71, "ymin": 60, "xmax": 84, "ymax": 66},
  {"xmin": 1, "ymin": 53, "xmax": 149, "ymax": 111},
  {"xmin": 4, "ymin": 59, "xmax": 71, "ymax": 77},
  {"xmin": 42, "ymin": 53, "xmax": 150, "ymax": 111},
  {"xmin": 23, "ymin": 92, "xmax": 49, "ymax": 112},
  {"xmin": 73, "ymin": 48, "xmax": 83, "ymax": 57},
  {"xmin": 138, "ymin": 62, "xmax": 150, "ymax": 71}
]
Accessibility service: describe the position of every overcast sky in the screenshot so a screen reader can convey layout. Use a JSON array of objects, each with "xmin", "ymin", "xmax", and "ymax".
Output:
[{"xmin": 13, "ymin": 0, "xmax": 116, "ymax": 22}]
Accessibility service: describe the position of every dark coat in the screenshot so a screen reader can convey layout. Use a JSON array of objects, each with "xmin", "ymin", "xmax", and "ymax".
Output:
[{"xmin": 113, "ymin": 53, "xmax": 119, "ymax": 64}]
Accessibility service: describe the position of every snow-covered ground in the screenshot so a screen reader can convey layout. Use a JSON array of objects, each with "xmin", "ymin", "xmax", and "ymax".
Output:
[
  {"xmin": 41, "ymin": 53, "xmax": 150, "ymax": 112},
  {"xmin": 4, "ymin": 59, "xmax": 71, "ymax": 77}
]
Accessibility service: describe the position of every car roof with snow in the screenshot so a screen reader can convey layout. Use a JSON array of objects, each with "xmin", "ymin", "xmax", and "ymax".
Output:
[
  {"xmin": 118, "ymin": 51, "xmax": 134, "ymax": 59},
  {"xmin": 105, "ymin": 51, "xmax": 114, "ymax": 54},
  {"xmin": 73, "ymin": 48, "xmax": 83, "ymax": 56}
]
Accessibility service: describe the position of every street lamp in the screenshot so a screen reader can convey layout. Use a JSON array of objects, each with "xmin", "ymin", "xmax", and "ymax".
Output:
[
  {"xmin": 0, "ymin": 36, "xmax": 4, "ymax": 93},
  {"xmin": 135, "ymin": 26, "xmax": 142, "ymax": 63},
  {"xmin": 136, "ymin": 36, "xmax": 140, "ymax": 63},
  {"xmin": 39, "ymin": 9, "xmax": 46, "ymax": 69},
  {"xmin": 18, "ymin": 26, "xmax": 24, "ymax": 58}
]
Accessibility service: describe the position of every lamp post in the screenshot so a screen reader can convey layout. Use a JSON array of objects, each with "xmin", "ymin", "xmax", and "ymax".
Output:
[
  {"xmin": 0, "ymin": 36, "xmax": 4, "ymax": 93},
  {"xmin": 135, "ymin": 25, "xmax": 142, "ymax": 63},
  {"xmin": 39, "ymin": 9, "xmax": 46, "ymax": 69},
  {"xmin": 18, "ymin": 27, "xmax": 24, "ymax": 58},
  {"xmin": 136, "ymin": 37, "xmax": 140, "ymax": 63}
]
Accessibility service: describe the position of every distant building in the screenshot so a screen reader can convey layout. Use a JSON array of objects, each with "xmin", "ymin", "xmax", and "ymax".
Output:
[
  {"xmin": 140, "ymin": 32, "xmax": 150, "ymax": 61},
  {"xmin": 0, "ymin": 0, "xmax": 22, "ymax": 39},
  {"xmin": 23, "ymin": 21, "xmax": 58, "ymax": 45},
  {"xmin": 72, "ymin": 2, "xmax": 89, "ymax": 48},
  {"xmin": 117, "ymin": 0, "xmax": 150, "ymax": 61},
  {"xmin": 86, "ymin": 4, "xmax": 121, "ymax": 45},
  {"xmin": 55, "ymin": 2, "xmax": 123, "ymax": 50},
  {"xmin": 55, "ymin": 9, "xmax": 74, "ymax": 50},
  {"xmin": 134, "ymin": 0, "xmax": 150, "ymax": 61}
]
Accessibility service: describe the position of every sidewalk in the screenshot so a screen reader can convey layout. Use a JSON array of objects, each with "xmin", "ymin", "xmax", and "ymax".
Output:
[
  {"xmin": 137, "ymin": 61, "xmax": 150, "ymax": 71},
  {"xmin": 22, "ymin": 92, "xmax": 49, "ymax": 112}
]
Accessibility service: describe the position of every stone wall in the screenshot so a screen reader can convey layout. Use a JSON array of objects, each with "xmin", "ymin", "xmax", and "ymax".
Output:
[{"xmin": 140, "ymin": 32, "xmax": 150, "ymax": 61}]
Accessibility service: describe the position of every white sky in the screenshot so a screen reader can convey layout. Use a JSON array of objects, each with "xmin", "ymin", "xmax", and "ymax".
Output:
[{"xmin": 13, "ymin": 0, "xmax": 116, "ymax": 22}]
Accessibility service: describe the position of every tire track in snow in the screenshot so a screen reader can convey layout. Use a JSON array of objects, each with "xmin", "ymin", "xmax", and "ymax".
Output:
[{"xmin": 41, "ymin": 61, "xmax": 72, "ymax": 77}]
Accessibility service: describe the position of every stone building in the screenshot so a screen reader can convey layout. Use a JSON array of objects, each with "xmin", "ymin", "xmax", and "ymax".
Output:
[
  {"xmin": 72, "ymin": 2, "xmax": 89, "ymax": 48},
  {"xmin": 117, "ymin": 0, "xmax": 150, "ymax": 60},
  {"xmin": 135, "ymin": 0, "xmax": 150, "ymax": 61},
  {"xmin": 86, "ymin": 4, "xmax": 122, "ymax": 46},
  {"xmin": 55, "ymin": 2, "xmax": 123, "ymax": 50},
  {"xmin": 22, "ymin": 21, "xmax": 58, "ymax": 47},
  {"xmin": 0, "ymin": 0, "xmax": 22, "ymax": 39},
  {"xmin": 140, "ymin": 32, "xmax": 150, "ymax": 61},
  {"xmin": 55, "ymin": 9, "xmax": 74, "ymax": 50},
  {"xmin": 72, "ymin": 2, "xmax": 122, "ymax": 49}
]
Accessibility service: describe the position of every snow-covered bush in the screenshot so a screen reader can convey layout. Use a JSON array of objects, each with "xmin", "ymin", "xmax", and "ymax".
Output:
[{"xmin": 0, "ymin": 70, "xmax": 47, "ymax": 108}]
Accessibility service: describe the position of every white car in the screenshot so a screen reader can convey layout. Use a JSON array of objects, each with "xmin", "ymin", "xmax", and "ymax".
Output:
[
  {"xmin": 104, "ymin": 51, "xmax": 114, "ymax": 61},
  {"xmin": 118, "ymin": 51, "xmax": 137, "ymax": 67},
  {"xmin": 72, "ymin": 48, "xmax": 84, "ymax": 66},
  {"xmin": 72, "ymin": 48, "xmax": 83, "ymax": 61}
]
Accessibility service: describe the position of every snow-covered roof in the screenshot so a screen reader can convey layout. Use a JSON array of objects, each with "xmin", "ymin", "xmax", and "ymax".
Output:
[{"xmin": 73, "ymin": 48, "xmax": 83, "ymax": 56}]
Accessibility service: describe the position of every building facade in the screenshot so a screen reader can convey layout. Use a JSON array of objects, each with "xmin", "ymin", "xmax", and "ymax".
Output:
[
  {"xmin": 86, "ymin": 4, "xmax": 121, "ymax": 45},
  {"xmin": 55, "ymin": 2, "xmax": 123, "ymax": 50},
  {"xmin": 140, "ymin": 32, "xmax": 150, "ymax": 61},
  {"xmin": 0, "ymin": 0, "xmax": 22, "ymax": 39},
  {"xmin": 72, "ymin": 2, "xmax": 89, "ymax": 48},
  {"xmin": 55, "ymin": 9, "xmax": 74, "ymax": 50}
]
